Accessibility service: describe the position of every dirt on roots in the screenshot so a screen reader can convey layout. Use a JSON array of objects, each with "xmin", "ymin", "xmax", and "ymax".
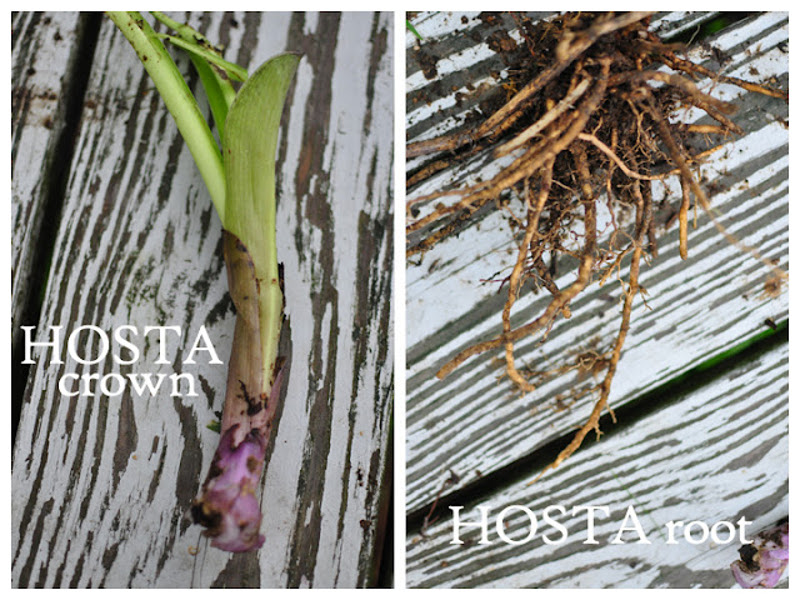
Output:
[{"xmin": 406, "ymin": 12, "xmax": 788, "ymax": 481}]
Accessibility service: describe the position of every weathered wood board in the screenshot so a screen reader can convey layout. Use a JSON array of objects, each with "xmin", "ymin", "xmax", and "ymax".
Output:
[
  {"xmin": 405, "ymin": 11, "xmax": 788, "ymax": 588},
  {"xmin": 406, "ymin": 342, "xmax": 788, "ymax": 588},
  {"xmin": 11, "ymin": 11, "xmax": 89, "ymax": 357},
  {"xmin": 12, "ymin": 11, "xmax": 393, "ymax": 588}
]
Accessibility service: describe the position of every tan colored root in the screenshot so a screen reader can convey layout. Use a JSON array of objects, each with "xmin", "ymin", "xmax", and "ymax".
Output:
[
  {"xmin": 406, "ymin": 75, "xmax": 602, "ymax": 236},
  {"xmin": 408, "ymin": 60, "xmax": 610, "ymax": 259},
  {"xmin": 477, "ymin": 12, "xmax": 652, "ymax": 144},
  {"xmin": 577, "ymin": 132, "xmax": 665, "ymax": 181},
  {"xmin": 641, "ymin": 90, "xmax": 788, "ymax": 281},
  {"xmin": 610, "ymin": 69, "xmax": 739, "ymax": 116},
  {"xmin": 406, "ymin": 12, "xmax": 653, "ymax": 159},
  {"xmin": 503, "ymin": 160, "xmax": 555, "ymax": 391},
  {"xmin": 496, "ymin": 78, "xmax": 592, "ymax": 157},
  {"xmin": 531, "ymin": 177, "xmax": 649, "ymax": 484},
  {"xmin": 436, "ymin": 182, "xmax": 598, "ymax": 380},
  {"xmin": 660, "ymin": 48, "xmax": 789, "ymax": 101},
  {"xmin": 679, "ymin": 175, "xmax": 691, "ymax": 259},
  {"xmin": 409, "ymin": 12, "xmax": 788, "ymax": 484}
]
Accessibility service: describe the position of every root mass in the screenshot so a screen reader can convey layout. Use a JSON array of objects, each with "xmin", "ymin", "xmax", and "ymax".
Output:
[{"xmin": 407, "ymin": 12, "xmax": 787, "ymax": 480}]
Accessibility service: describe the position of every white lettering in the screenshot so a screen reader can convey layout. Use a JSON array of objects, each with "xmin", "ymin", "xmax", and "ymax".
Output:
[
  {"xmin": 612, "ymin": 505, "xmax": 650, "ymax": 544},
  {"xmin": 711, "ymin": 521, "xmax": 736, "ymax": 545},
  {"xmin": 184, "ymin": 325, "xmax": 223, "ymax": 365},
  {"xmin": 113, "ymin": 325, "xmax": 140, "ymax": 365},
  {"xmin": 170, "ymin": 372, "xmax": 198, "ymax": 397},
  {"xmin": 684, "ymin": 520, "xmax": 709, "ymax": 545},
  {"xmin": 58, "ymin": 373, "xmax": 80, "ymax": 397},
  {"xmin": 127, "ymin": 373, "xmax": 167, "ymax": 396},
  {"xmin": 496, "ymin": 505, "xmax": 538, "ymax": 546},
  {"xmin": 573, "ymin": 505, "xmax": 610, "ymax": 545},
  {"xmin": 450, "ymin": 506, "xmax": 491, "ymax": 545},
  {"xmin": 22, "ymin": 326, "xmax": 63, "ymax": 364},
  {"xmin": 80, "ymin": 372, "xmax": 100, "ymax": 396},
  {"xmin": 737, "ymin": 516, "xmax": 754, "ymax": 544},
  {"xmin": 665, "ymin": 520, "xmax": 682, "ymax": 545},
  {"xmin": 68, "ymin": 325, "xmax": 109, "ymax": 365},
  {"xmin": 99, "ymin": 373, "xmax": 125, "ymax": 396},
  {"xmin": 144, "ymin": 326, "xmax": 182, "ymax": 364},
  {"xmin": 542, "ymin": 505, "xmax": 568, "ymax": 545}
]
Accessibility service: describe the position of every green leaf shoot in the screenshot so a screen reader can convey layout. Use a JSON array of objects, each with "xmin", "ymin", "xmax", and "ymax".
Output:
[
  {"xmin": 407, "ymin": 20, "xmax": 423, "ymax": 40},
  {"xmin": 155, "ymin": 34, "xmax": 248, "ymax": 83},
  {"xmin": 106, "ymin": 11, "xmax": 226, "ymax": 221},
  {"xmin": 149, "ymin": 12, "xmax": 240, "ymax": 148},
  {"xmin": 223, "ymin": 53, "xmax": 300, "ymax": 381}
]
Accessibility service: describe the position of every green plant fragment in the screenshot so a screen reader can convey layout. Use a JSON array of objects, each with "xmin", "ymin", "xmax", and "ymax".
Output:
[
  {"xmin": 149, "ymin": 11, "xmax": 238, "ymax": 134},
  {"xmin": 106, "ymin": 11, "xmax": 226, "ymax": 219},
  {"xmin": 223, "ymin": 52, "xmax": 300, "ymax": 383},
  {"xmin": 156, "ymin": 33, "xmax": 248, "ymax": 82},
  {"xmin": 407, "ymin": 20, "xmax": 423, "ymax": 40}
]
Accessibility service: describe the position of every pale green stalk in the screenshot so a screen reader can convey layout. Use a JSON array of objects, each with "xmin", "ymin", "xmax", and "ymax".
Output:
[
  {"xmin": 153, "ymin": 34, "xmax": 247, "ymax": 82},
  {"xmin": 150, "ymin": 11, "xmax": 242, "ymax": 139},
  {"xmin": 155, "ymin": 33, "xmax": 245, "ymax": 139},
  {"xmin": 223, "ymin": 54, "xmax": 299, "ymax": 381},
  {"xmin": 109, "ymin": 11, "xmax": 297, "ymax": 386},
  {"xmin": 106, "ymin": 11, "xmax": 226, "ymax": 221}
]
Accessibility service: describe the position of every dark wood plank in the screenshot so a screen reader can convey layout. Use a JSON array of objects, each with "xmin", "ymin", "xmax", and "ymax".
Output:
[{"xmin": 11, "ymin": 12, "xmax": 91, "ymax": 353}]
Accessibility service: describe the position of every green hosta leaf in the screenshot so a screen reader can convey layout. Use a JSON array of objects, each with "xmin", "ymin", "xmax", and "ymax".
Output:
[
  {"xmin": 150, "ymin": 11, "xmax": 239, "ymax": 136},
  {"xmin": 223, "ymin": 52, "xmax": 299, "ymax": 381},
  {"xmin": 107, "ymin": 11, "xmax": 226, "ymax": 218},
  {"xmin": 156, "ymin": 34, "xmax": 248, "ymax": 82},
  {"xmin": 186, "ymin": 53, "xmax": 235, "ymax": 140}
]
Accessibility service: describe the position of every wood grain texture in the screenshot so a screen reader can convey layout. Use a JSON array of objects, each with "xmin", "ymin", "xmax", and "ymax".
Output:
[
  {"xmin": 12, "ymin": 11, "xmax": 393, "ymax": 588},
  {"xmin": 405, "ymin": 12, "xmax": 788, "ymax": 516},
  {"xmin": 406, "ymin": 342, "xmax": 788, "ymax": 588},
  {"xmin": 11, "ymin": 12, "xmax": 90, "ymax": 351}
]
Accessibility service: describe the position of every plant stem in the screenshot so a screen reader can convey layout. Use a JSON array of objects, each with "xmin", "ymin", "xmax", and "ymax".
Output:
[
  {"xmin": 149, "ymin": 12, "xmax": 240, "ymax": 138},
  {"xmin": 107, "ymin": 11, "xmax": 226, "ymax": 221},
  {"xmin": 223, "ymin": 54, "xmax": 299, "ymax": 381}
]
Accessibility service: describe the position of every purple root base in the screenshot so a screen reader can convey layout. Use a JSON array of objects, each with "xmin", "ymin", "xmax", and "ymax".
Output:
[
  {"xmin": 731, "ymin": 521, "xmax": 788, "ymax": 588},
  {"xmin": 191, "ymin": 425, "xmax": 267, "ymax": 552}
]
